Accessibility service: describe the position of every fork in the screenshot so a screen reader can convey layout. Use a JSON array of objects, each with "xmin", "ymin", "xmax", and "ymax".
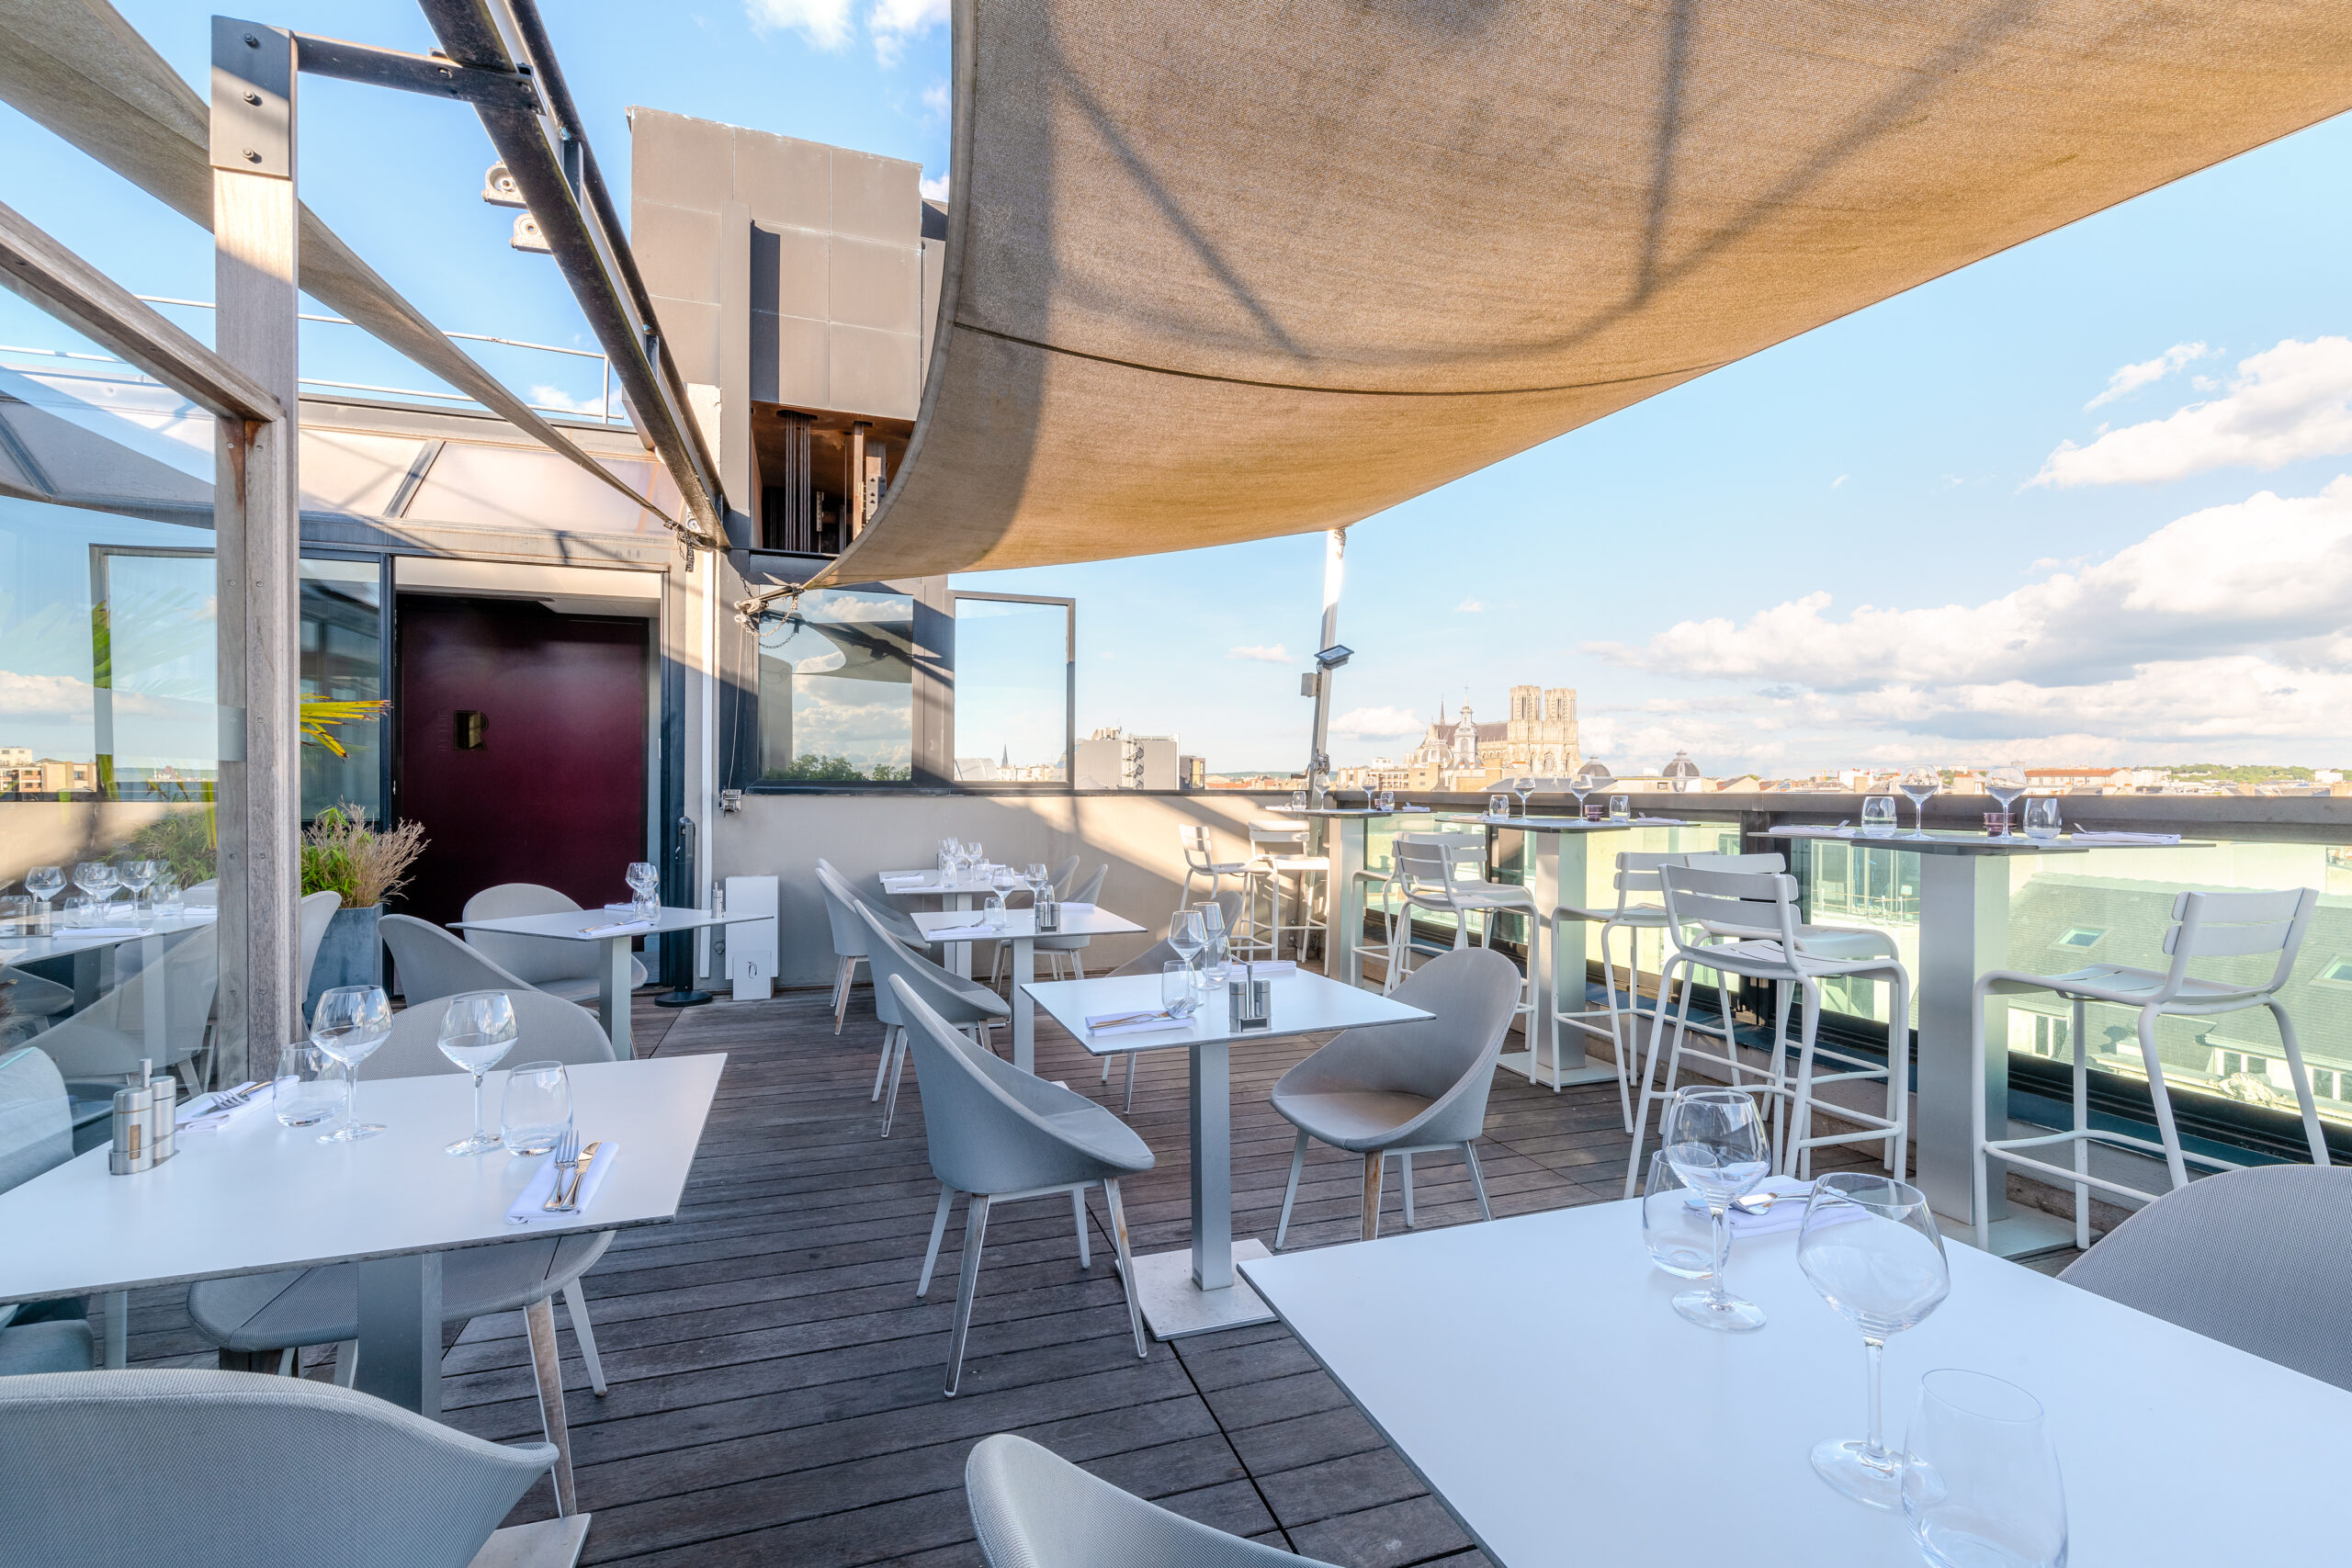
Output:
[
  {"xmin": 541, "ymin": 1129, "xmax": 582, "ymax": 1212},
  {"xmin": 204, "ymin": 1081, "xmax": 261, "ymax": 1112}
]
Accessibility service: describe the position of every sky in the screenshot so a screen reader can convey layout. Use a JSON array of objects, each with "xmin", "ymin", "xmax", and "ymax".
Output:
[{"xmin": 5, "ymin": 4, "xmax": 2351, "ymax": 777}]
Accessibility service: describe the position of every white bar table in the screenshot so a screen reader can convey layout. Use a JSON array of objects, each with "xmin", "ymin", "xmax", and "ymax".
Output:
[
  {"xmin": 1767, "ymin": 828, "xmax": 2206, "ymax": 1256},
  {"xmin": 878, "ymin": 871, "xmax": 1006, "ymax": 977},
  {"xmin": 1268, "ymin": 807, "xmax": 1406, "ymax": 987},
  {"xmin": 913, "ymin": 904, "xmax": 1147, "ymax": 1072},
  {"xmin": 1024, "ymin": 968, "xmax": 1429, "ymax": 1338},
  {"xmin": 447, "ymin": 906, "xmax": 763, "ymax": 1058},
  {"xmin": 0, "ymin": 1054, "xmax": 724, "ymax": 1418},
  {"xmin": 1243, "ymin": 1199, "xmax": 2352, "ymax": 1568},
  {"xmin": 1432, "ymin": 814, "xmax": 1693, "ymax": 1091}
]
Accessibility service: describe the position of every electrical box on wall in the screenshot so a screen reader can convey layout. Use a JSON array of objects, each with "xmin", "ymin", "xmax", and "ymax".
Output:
[{"xmin": 724, "ymin": 875, "xmax": 778, "ymax": 1001}]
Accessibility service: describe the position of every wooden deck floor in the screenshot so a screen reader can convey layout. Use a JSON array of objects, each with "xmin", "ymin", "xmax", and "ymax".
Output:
[{"xmin": 112, "ymin": 983, "xmax": 2051, "ymax": 1567}]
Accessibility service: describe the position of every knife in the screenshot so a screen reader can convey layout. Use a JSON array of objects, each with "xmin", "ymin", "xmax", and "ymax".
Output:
[{"xmin": 551, "ymin": 1140, "xmax": 604, "ymax": 1212}]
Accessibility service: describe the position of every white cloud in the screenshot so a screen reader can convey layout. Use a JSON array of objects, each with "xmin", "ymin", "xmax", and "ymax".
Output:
[
  {"xmin": 1454, "ymin": 598, "xmax": 1485, "ymax": 614},
  {"xmin": 1588, "ymin": 478, "xmax": 2352, "ymax": 747},
  {"xmin": 921, "ymin": 81, "xmax": 950, "ymax": 120},
  {"xmin": 1331, "ymin": 705, "xmax": 1425, "ymax": 740},
  {"xmin": 2036, "ymin": 337, "xmax": 2352, "ymax": 487},
  {"xmin": 2084, "ymin": 341, "xmax": 2209, "ymax": 411},
  {"xmin": 868, "ymin": 0, "xmax": 946, "ymax": 64},
  {"xmin": 528, "ymin": 383, "xmax": 614, "ymax": 418},
  {"xmin": 1831, "ymin": 474, "xmax": 1848, "ymax": 489},
  {"xmin": 745, "ymin": 0, "xmax": 854, "ymax": 50},
  {"xmin": 920, "ymin": 172, "xmax": 950, "ymax": 202},
  {"xmin": 1227, "ymin": 643, "xmax": 1289, "ymax": 663}
]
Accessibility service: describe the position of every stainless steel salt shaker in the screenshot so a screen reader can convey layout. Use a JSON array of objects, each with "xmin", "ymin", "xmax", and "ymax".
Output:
[
  {"xmin": 109, "ymin": 1084, "xmax": 154, "ymax": 1175},
  {"xmin": 147, "ymin": 1072, "xmax": 177, "ymax": 1165}
]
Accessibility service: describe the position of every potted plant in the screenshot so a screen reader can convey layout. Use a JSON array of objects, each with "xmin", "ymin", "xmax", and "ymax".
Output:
[{"xmin": 301, "ymin": 805, "xmax": 426, "ymax": 1012}]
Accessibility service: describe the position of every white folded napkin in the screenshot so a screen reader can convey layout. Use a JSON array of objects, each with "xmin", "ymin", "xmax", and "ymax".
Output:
[
  {"xmin": 176, "ymin": 1081, "xmax": 270, "ymax": 1134},
  {"xmin": 2067, "ymin": 830, "xmax": 2181, "ymax": 846},
  {"xmin": 64, "ymin": 926, "xmax": 147, "ymax": 939},
  {"xmin": 1235, "ymin": 960, "xmax": 1298, "ymax": 976},
  {"xmin": 1398, "ymin": 805, "xmax": 1432, "ymax": 812},
  {"xmin": 602, "ymin": 901, "xmax": 638, "ymax": 911},
  {"xmin": 581, "ymin": 919, "xmax": 654, "ymax": 937},
  {"xmin": 926, "ymin": 922, "xmax": 998, "ymax": 940},
  {"xmin": 507, "ymin": 1142, "xmax": 621, "ymax": 1225},
  {"xmin": 1059, "ymin": 901, "xmax": 1096, "ymax": 916},
  {"xmin": 1086, "ymin": 1009, "xmax": 1195, "ymax": 1036},
  {"xmin": 1777, "ymin": 826, "xmax": 1845, "ymax": 837},
  {"xmin": 1627, "ymin": 817, "xmax": 1689, "ymax": 826},
  {"xmin": 881, "ymin": 873, "xmax": 927, "ymax": 885}
]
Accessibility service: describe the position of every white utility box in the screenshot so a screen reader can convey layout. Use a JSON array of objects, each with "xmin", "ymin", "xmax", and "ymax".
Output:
[{"xmin": 723, "ymin": 874, "xmax": 778, "ymax": 1001}]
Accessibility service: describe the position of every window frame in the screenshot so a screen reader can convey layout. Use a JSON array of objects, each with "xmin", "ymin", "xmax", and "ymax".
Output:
[{"xmin": 945, "ymin": 589, "xmax": 1076, "ymax": 794}]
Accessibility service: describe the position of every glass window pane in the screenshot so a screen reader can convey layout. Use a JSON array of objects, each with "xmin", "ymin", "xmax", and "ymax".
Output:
[
  {"xmin": 299, "ymin": 558, "xmax": 384, "ymax": 822},
  {"xmin": 952, "ymin": 597, "xmax": 1069, "ymax": 784},
  {"xmin": 756, "ymin": 588, "xmax": 915, "ymax": 783}
]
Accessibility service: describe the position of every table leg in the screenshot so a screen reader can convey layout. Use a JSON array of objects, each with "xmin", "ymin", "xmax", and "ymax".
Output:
[
  {"xmin": 1012, "ymin": 937, "xmax": 1035, "ymax": 1074},
  {"xmin": 1503, "ymin": 833, "xmax": 1612, "ymax": 1089},
  {"xmin": 949, "ymin": 894, "xmax": 973, "ymax": 978},
  {"xmin": 355, "ymin": 1253, "xmax": 443, "ymax": 1417},
  {"xmin": 1329, "ymin": 818, "xmax": 1369, "ymax": 986},
  {"xmin": 103, "ymin": 1290, "xmax": 128, "ymax": 1368},
  {"xmin": 1127, "ymin": 1036, "xmax": 1275, "ymax": 1337},
  {"xmin": 599, "ymin": 937, "xmax": 633, "ymax": 1060},
  {"xmin": 72, "ymin": 948, "xmax": 97, "ymax": 1010},
  {"xmin": 1913, "ymin": 856, "xmax": 2070, "ymax": 1257}
]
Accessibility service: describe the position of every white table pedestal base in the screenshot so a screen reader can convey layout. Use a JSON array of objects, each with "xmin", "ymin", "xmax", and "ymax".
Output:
[
  {"xmin": 1132, "ymin": 1240, "xmax": 1277, "ymax": 1339},
  {"xmin": 1979, "ymin": 1207, "xmax": 2079, "ymax": 1260},
  {"xmin": 1495, "ymin": 1049, "xmax": 1619, "ymax": 1089}
]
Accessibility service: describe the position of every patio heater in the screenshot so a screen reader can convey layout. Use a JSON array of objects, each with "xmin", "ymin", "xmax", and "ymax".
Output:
[{"xmin": 1303, "ymin": 528, "xmax": 1347, "ymax": 807}]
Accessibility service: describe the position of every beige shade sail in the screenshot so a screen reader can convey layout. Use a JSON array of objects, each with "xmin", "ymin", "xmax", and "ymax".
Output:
[
  {"xmin": 822, "ymin": 0, "xmax": 2352, "ymax": 585},
  {"xmin": 0, "ymin": 0, "xmax": 664, "ymax": 526}
]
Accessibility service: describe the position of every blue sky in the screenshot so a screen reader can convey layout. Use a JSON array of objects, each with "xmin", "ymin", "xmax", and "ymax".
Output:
[{"xmin": 6, "ymin": 4, "xmax": 2350, "ymax": 776}]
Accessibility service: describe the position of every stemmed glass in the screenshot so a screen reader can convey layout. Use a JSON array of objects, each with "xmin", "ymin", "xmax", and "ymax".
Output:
[
  {"xmin": 1514, "ymin": 778, "xmax": 1535, "ymax": 818},
  {"xmin": 625, "ymin": 861, "xmax": 660, "ymax": 913},
  {"xmin": 24, "ymin": 865, "xmax": 64, "ymax": 927},
  {"xmin": 1659, "ymin": 1087, "xmax": 1772, "ymax": 1331},
  {"xmin": 311, "ymin": 985, "xmax": 393, "ymax": 1142},
  {"xmin": 1899, "ymin": 766, "xmax": 1940, "ymax": 840},
  {"xmin": 116, "ymin": 859, "xmax": 159, "ymax": 916},
  {"xmin": 1025, "ymin": 863, "xmax": 1050, "ymax": 897},
  {"xmin": 437, "ymin": 990, "xmax": 519, "ymax": 1155},
  {"xmin": 74, "ymin": 861, "xmax": 119, "ymax": 914},
  {"xmin": 1798, "ymin": 1172, "xmax": 1952, "ymax": 1507},
  {"xmin": 1169, "ymin": 908, "xmax": 1206, "ymax": 983},
  {"xmin": 1198, "ymin": 900, "xmax": 1229, "ymax": 983},
  {"xmin": 1984, "ymin": 763, "xmax": 2027, "ymax": 835}
]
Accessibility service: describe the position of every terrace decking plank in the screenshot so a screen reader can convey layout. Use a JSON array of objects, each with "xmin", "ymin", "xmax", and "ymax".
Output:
[{"xmin": 101, "ymin": 979, "xmax": 1923, "ymax": 1568}]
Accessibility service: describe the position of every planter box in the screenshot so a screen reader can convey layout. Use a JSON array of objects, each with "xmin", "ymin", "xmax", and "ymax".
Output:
[{"xmin": 307, "ymin": 904, "xmax": 383, "ymax": 1016}]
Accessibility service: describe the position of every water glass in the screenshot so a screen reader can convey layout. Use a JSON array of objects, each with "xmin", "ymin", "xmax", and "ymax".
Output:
[
  {"xmin": 1288, "ymin": 790, "xmax": 1306, "ymax": 810},
  {"xmin": 1608, "ymin": 794, "xmax": 1630, "ymax": 821},
  {"xmin": 1659, "ymin": 1087, "xmax": 1771, "ymax": 1331},
  {"xmin": 311, "ymin": 985, "xmax": 393, "ymax": 1142},
  {"xmin": 1799, "ymin": 1173, "xmax": 1952, "ymax": 1508},
  {"xmin": 1983, "ymin": 812, "xmax": 2012, "ymax": 837},
  {"xmin": 0, "ymin": 896, "xmax": 28, "ymax": 937},
  {"xmin": 437, "ymin": 990, "xmax": 519, "ymax": 1155},
  {"xmin": 982, "ymin": 894, "xmax": 1008, "ymax": 930},
  {"xmin": 61, "ymin": 896, "xmax": 96, "ymax": 929},
  {"xmin": 1640, "ymin": 1151, "xmax": 1714, "ymax": 1278},
  {"xmin": 501, "ymin": 1060, "xmax": 573, "ymax": 1156},
  {"xmin": 1903, "ymin": 1370, "xmax": 2067, "ymax": 1568},
  {"xmin": 1161, "ymin": 960, "xmax": 1193, "ymax": 1011},
  {"xmin": 1860, "ymin": 795, "xmax": 1898, "ymax": 837},
  {"xmin": 2023, "ymin": 797, "xmax": 2062, "ymax": 840},
  {"xmin": 153, "ymin": 875, "xmax": 184, "ymax": 917},
  {"xmin": 1488, "ymin": 794, "xmax": 1510, "ymax": 818},
  {"xmin": 1374, "ymin": 788, "xmax": 1395, "ymax": 812},
  {"xmin": 273, "ymin": 1042, "xmax": 344, "ymax": 1128}
]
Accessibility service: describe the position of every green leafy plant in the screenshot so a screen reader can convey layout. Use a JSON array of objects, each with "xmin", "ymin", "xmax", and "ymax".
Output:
[
  {"xmin": 300, "ymin": 804, "xmax": 427, "ymax": 909},
  {"xmin": 125, "ymin": 807, "xmax": 218, "ymax": 886}
]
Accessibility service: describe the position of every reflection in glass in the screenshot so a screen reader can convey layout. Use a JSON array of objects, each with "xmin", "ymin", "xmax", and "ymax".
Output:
[
  {"xmin": 952, "ymin": 596, "xmax": 1070, "ymax": 784},
  {"xmin": 299, "ymin": 557, "xmax": 385, "ymax": 821},
  {"xmin": 755, "ymin": 588, "xmax": 915, "ymax": 783}
]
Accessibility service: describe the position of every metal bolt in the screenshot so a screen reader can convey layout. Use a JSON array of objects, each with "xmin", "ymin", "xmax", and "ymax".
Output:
[
  {"xmin": 242, "ymin": 149, "xmax": 261, "ymax": 164},
  {"xmin": 243, "ymin": 32, "xmax": 258, "ymax": 46},
  {"xmin": 243, "ymin": 91, "xmax": 261, "ymax": 106}
]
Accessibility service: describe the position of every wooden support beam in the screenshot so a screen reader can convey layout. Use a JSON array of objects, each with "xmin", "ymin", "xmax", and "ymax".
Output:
[{"xmin": 211, "ymin": 17, "xmax": 303, "ymax": 1077}]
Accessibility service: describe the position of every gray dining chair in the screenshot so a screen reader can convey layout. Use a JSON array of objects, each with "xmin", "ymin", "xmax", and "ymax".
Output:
[
  {"xmin": 1271, "ymin": 946, "xmax": 1521, "ymax": 1247},
  {"xmin": 1030, "ymin": 863, "xmax": 1109, "ymax": 980},
  {"xmin": 0, "ymin": 963, "xmax": 74, "ymax": 1026},
  {"xmin": 1047, "ymin": 853, "xmax": 1082, "ymax": 899},
  {"xmin": 356, "ymin": 987, "xmax": 617, "ymax": 1081},
  {"xmin": 2059, "ymin": 1165, "xmax": 2352, "ymax": 1393},
  {"xmin": 460, "ymin": 882, "xmax": 649, "ymax": 1006},
  {"xmin": 849, "ymin": 897, "xmax": 1010, "ymax": 1136},
  {"xmin": 1094, "ymin": 889, "xmax": 1245, "ymax": 1113},
  {"xmin": 29, "ymin": 922, "xmax": 219, "ymax": 1091},
  {"xmin": 967, "ymin": 1432, "xmax": 1335, "ymax": 1568},
  {"xmin": 297, "ymin": 889, "xmax": 342, "ymax": 1003},
  {"xmin": 0, "ymin": 1046, "xmax": 91, "ymax": 1376},
  {"xmin": 815, "ymin": 858, "xmax": 926, "ymax": 1033},
  {"xmin": 891, "ymin": 977, "xmax": 1153, "ymax": 1396},
  {"xmin": 379, "ymin": 914, "xmax": 538, "ymax": 1007},
  {"xmin": 0, "ymin": 1370, "xmax": 557, "ymax": 1568}
]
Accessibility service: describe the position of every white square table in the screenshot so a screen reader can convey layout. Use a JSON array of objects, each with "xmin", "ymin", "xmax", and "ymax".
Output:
[
  {"xmin": 2, "ymin": 907, "xmax": 220, "ymax": 1042},
  {"xmin": 1431, "ymin": 813, "xmax": 1698, "ymax": 1090},
  {"xmin": 1767, "ymin": 828, "xmax": 2208, "ymax": 1255},
  {"xmin": 447, "ymin": 906, "xmax": 764, "ymax": 1057},
  {"xmin": 1242, "ymin": 1199, "xmax": 2350, "ymax": 1567},
  {"xmin": 912, "ymin": 905, "xmax": 1147, "ymax": 1072},
  {"xmin": 879, "ymin": 871, "xmax": 1013, "ymax": 976},
  {"xmin": 1023, "ymin": 968, "xmax": 1430, "ymax": 1339},
  {"xmin": 0, "ymin": 1055, "xmax": 724, "ymax": 1420}
]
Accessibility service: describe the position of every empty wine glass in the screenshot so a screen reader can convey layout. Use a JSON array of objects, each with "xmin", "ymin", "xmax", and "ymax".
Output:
[
  {"xmin": 1169, "ymin": 908, "xmax": 1206, "ymax": 977},
  {"xmin": 311, "ymin": 985, "xmax": 393, "ymax": 1142},
  {"xmin": 74, "ymin": 861, "xmax": 118, "ymax": 908},
  {"xmin": 437, "ymin": 990, "xmax": 519, "ymax": 1155},
  {"xmin": 1198, "ymin": 900, "xmax": 1229, "ymax": 983},
  {"xmin": 24, "ymin": 865, "xmax": 63, "ymax": 926},
  {"xmin": 1025, "ymin": 863, "xmax": 1049, "ymax": 895},
  {"xmin": 1514, "ymin": 779, "xmax": 1534, "ymax": 818},
  {"xmin": 1985, "ymin": 763, "xmax": 2027, "ymax": 835},
  {"xmin": 1903, "ymin": 1370, "xmax": 2067, "ymax": 1568},
  {"xmin": 115, "ymin": 858, "xmax": 159, "ymax": 915},
  {"xmin": 2022, "ymin": 796, "xmax": 2062, "ymax": 841},
  {"xmin": 1900, "ymin": 767, "xmax": 1940, "ymax": 839},
  {"xmin": 1567, "ymin": 775, "xmax": 1592, "ymax": 818},
  {"xmin": 1860, "ymin": 795, "xmax": 1898, "ymax": 838},
  {"xmin": 625, "ymin": 861, "xmax": 660, "ymax": 912},
  {"xmin": 1799, "ymin": 1173, "xmax": 1952, "ymax": 1507},
  {"xmin": 1659, "ymin": 1087, "xmax": 1772, "ymax": 1331}
]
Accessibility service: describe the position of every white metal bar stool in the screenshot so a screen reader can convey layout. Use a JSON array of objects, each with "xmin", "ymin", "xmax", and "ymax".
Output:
[
  {"xmin": 1969, "ymin": 886, "xmax": 2329, "ymax": 1251},
  {"xmin": 1623, "ymin": 864, "xmax": 1911, "ymax": 1197},
  {"xmin": 1242, "ymin": 818, "xmax": 1328, "ymax": 964},
  {"xmin": 1385, "ymin": 838, "xmax": 1537, "ymax": 1032},
  {"xmin": 1177, "ymin": 826, "xmax": 1248, "ymax": 916},
  {"xmin": 1555, "ymin": 852, "xmax": 1690, "ymax": 1124}
]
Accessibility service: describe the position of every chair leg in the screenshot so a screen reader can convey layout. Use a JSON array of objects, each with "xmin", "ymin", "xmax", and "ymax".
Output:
[
  {"xmin": 1103, "ymin": 1178, "xmax": 1148, "ymax": 1360},
  {"xmin": 944, "ymin": 1193, "xmax": 991, "ymax": 1397},
  {"xmin": 2071, "ymin": 997, "xmax": 2091, "ymax": 1250},
  {"xmin": 1785, "ymin": 980, "xmax": 1823, "ymax": 1180},
  {"xmin": 1400, "ymin": 1152, "xmax": 1416, "ymax": 1228},
  {"xmin": 1623, "ymin": 957, "xmax": 1685, "ymax": 1199},
  {"xmin": 1275, "ymin": 1127, "xmax": 1310, "ymax": 1249},
  {"xmin": 1462, "ymin": 1142, "xmax": 1492, "ymax": 1221},
  {"xmin": 2135, "ymin": 1007, "xmax": 2192, "ymax": 1190},
  {"xmin": 1362, "ymin": 1151, "xmax": 1385, "ymax": 1242},
  {"xmin": 2268, "ymin": 998, "xmax": 2333, "ymax": 1168},
  {"xmin": 524, "ymin": 1294, "xmax": 578, "ymax": 1517},
  {"xmin": 1970, "ymin": 978, "xmax": 1995, "ymax": 1253},
  {"xmin": 1071, "ymin": 1186, "xmax": 1091, "ymax": 1269},
  {"xmin": 562, "ymin": 1280, "xmax": 607, "ymax": 1397},
  {"xmin": 833, "ymin": 954, "xmax": 856, "ymax": 1033},
  {"xmin": 918, "ymin": 1183, "xmax": 956, "ymax": 1296},
  {"xmin": 1070, "ymin": 952, "xmax": 1086, "ymax": 980},
  {"xmin": 881, "ymin": 1027, "xmax": 910, "ymax": 1136},
  {"xmin": 871, "ymin": 1022, "xmax": 895, "ymax": 1101},
  {"xmin": 1101, "ymin": 1053, "xmax": 1114, "ymax": 1084},
  {"xmin": 1122, "ymin": 1052, "xmax": 1138, "ymax": 1114}
]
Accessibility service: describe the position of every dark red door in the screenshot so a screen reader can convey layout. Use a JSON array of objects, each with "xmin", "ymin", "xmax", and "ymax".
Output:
[{"xmin": 394, "ymin": 596, "xmax": 649, "ymax": 930}]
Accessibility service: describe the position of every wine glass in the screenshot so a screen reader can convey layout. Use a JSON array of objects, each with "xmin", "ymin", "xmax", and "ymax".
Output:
[
  {"xmin": 2022, "ymin": 797, "xmax": 2062, "ymax": 841},
  {"xmin": 1904, "ymin": 1370, "xmax": 2067, "ymax": 1568},
  {"xmin": 115, "ymin": 859, "xmax": 159, "ymax": 915},
  {"xmin": 1984, "ymin": 763, "xmax": 2027, "ymax": 835},
  {"xmin": 1798, "ymin": 1172, "xmax": 1952, "ymax": 1507},
  {"xmin": 74, "ymin": 861, "xmax": 118, "ymax": 910},
  {"xmin": 1514, "ymin": 778, "xmax": 1535, "ymax": 818},
  {"xmin": 1575, "ymin": 762, "xmax": 1612, "ymax": 820},
  {"xmin": 625, "ymin": 861, "xmax": 660, "ymax": 912},
  {"xmin": 24, "ymin": 865, "xmax": 64, "ymax": 926},
  {"xmin": 1659, "ymin": 1087, "xmax": 1772, "ymax": 1331},
  {"xmin": 437, "ymin": 990, "xmax": 519, "ymax": 1155},
  {"xmin": 1169, "ymin": 908, "xmax": 1206, "ymax": 979},
  {"xmin": 1899, "ymin": 766, "xmax": 1940, "ymax": 839},
  {"xmin": 1025, "ymin": 863, "xmax": 1049, "ymax": 896},
  {"xmin": 311, "ymin": 985, "xmax": 393, "ymax": 1142},
  {"xmin": 1198, "ymin": 900, "xmax": 1229, "ymax": 982}
]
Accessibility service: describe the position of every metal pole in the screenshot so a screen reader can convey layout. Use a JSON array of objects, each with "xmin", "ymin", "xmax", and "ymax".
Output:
[{"xmin": 1306, "ymin": 528, "xmax": 1345, "ymax": 805}]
